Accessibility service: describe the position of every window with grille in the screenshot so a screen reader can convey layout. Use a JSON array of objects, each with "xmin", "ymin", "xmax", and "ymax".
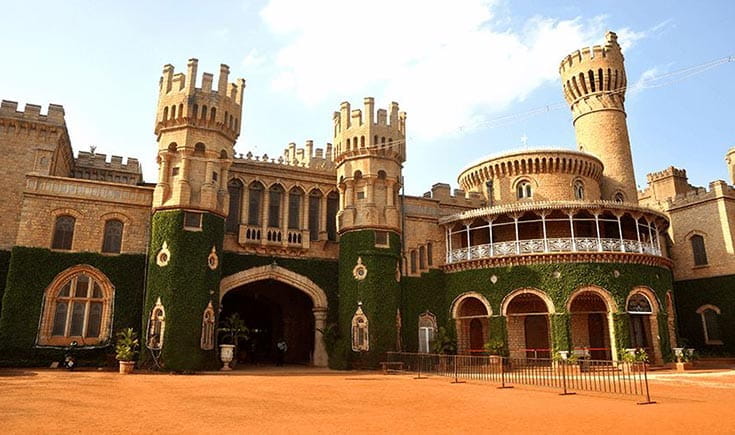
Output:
[
  {"xmin": 226, "ymin": 179, "xmax": 243, "ymax": 233},
  {"xmin": 248, "ymin": 182, "xmax": 263, "ymax": 226},
  {"xmin": 288, "ymin": 190, "xmax": 302, "ymax": 229},
  {"xmin": 268, "ymin": 185, "xmax": 283, "ymax": 228},
  {"xmin": 308, "ymin": 191, "xmax": 321, "ymax": 241}
]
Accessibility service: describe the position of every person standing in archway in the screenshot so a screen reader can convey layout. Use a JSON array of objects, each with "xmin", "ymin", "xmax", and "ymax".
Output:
[{"xmin": 276, "ymin": 338, "xmax": 288, "ymax": 366}]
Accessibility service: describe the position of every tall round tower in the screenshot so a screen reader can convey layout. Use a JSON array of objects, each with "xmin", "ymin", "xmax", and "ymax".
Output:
[
  {"xmin": 334, "ymin": 98, "xmax": 406, "ymax": 367},
  {"xmin": 144, "ymin": 59, "xmax": 245, "ymax": 371},
  {"xmin": 560, "ymin": 31, "xmax": 637, "ymax": 203}
]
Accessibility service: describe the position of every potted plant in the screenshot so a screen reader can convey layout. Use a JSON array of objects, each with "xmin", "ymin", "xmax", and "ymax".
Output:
[
  {"xmin": 115, "ymin": 328, "xmax": 139, "ymax": 374},
  {"xmin": 484, "ymin": 336, "xmax": 506, "ymax": 372},
  {"xmin": 218, "ymin": 313, "xmax": 250, "ymax": 370},
  {"xmin": 673, "ymin": 347, "xmax": 696, "ymax": 372}
]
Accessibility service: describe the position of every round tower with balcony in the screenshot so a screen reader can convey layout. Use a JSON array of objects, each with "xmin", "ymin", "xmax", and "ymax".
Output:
[
  {"xmin": 144, "ymin": 59, "xmax": 245, "ymax": 371},
  {"xmin": 334, "ymin": 98, "xmax": 406, "ymax": 367},
  {"xmin": 560, "ymin": 31, "xmax": 637, "ymax": 203}
]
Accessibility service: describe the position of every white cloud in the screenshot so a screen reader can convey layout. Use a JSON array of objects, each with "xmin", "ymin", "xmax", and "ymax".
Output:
[
  {"xmin": 242, "ymin": 48, "xmax": 266, "ymax": 70},
  {"xmin": 260, "ymin": 0, "xmax": 647, "ymax": 139}
]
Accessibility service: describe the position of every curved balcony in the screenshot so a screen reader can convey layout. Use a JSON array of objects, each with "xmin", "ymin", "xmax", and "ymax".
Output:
[{"xmin": 440, "ymin": 200, "xmax": 670, "ymax": 268}]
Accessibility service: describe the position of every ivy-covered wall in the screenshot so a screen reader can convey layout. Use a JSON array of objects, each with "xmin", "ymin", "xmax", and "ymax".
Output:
[
  {"xmin": 143, "ymin": 210, "xmax": 224, "ymax": 371},
  {"xmin": 0, "ymin": 247, "xmax": 145, "ymax": 366},
  {"xmin": 0, "ymin": 250, "xmax": 11, "ymax": 314},
  {"xmin": 401, "ymin": 261, "xmax": 674, "ymax": 360},
  {"xmin": 337, "ymin": 230, "xmax": 401, "ymax": 369},
  {"xmin": 674, "ymin": 274, "xmax": 735, "ymax": 355}
]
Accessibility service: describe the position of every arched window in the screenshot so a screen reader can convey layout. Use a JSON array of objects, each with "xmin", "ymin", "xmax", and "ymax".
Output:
[
  {"xmin": 162, "ymin": 106, "xmax": 168, "ymax": 121},
  {"xmin": 697, "ymin": 305, "xmax": 723, "ymax": 345},
  {"xmin": 627, "ymin": 293, "xmax": 653, "ymax": 314},
  {"xmin": 690, "ymin": 234, "xmax": 708, "ymax": 266},
  {"xmin": 419, "ymin": 246, "xmax": 426, "ymax": 270},
  {"xmin": 288, "ymin": 188, "xmax": 303, "ymax": 230},
  {"xmin": 247, "ymin": 182, "xmax": 263, "ymax": 226},
  {"xmin": 327, "ymin": 191, "xmax": 339, "ymax": 241},
  {"xmin": 410, "ymin": 250, "xmax": 418, "ymax": 274},
  {"xmin": 268, "ymin": 185, "xmax": 284, "ymax": 228},
  {"xmin": 194, "ymin": 142, "xmax": 206, "ymax": 156},
  {"xmin": 226, "ymin": 179, "xmax": 243, "ymax": 233},
  {"xmin": 351, "ymin": 304, "xmax": 369, "ymax": 352},
  {"xmin": 38, "ymin": 267, "xmax": 113, "ymax": 346},
  {"xmin": 574, "ymin": 180, "xmax": 585, "ymax": 200},
  {"xmin": 418, "ymin": 312, "xmax": 437, "ymax": 353},
  {"xmin": 52, "ymin": 215, "xmax": 75, "ymax": 250},
  {"xmin": 200, "ymin": 302, "xmax": 215, "ymax": 350},
  {"xmin": 210, "ymin": 107, "xmax": 216, "ymax": 122},
  {"xmin": 102, "ymin": 219, "xmax": 123, "ymax": 253},
  {"xmin": 308, "ymin": 190, "xmax": 322, "ymax": 241},
  {"xmin": 516, "ymin": 180, "xmax": 532, "ymax": 199},
  {"xmin": 427, "ymin": 242, "xmax": 433, "ymax": 267},
  {"xmin": 147, "ymin": 297, "xmax": 165, "ymax": 350},
  {"xmin": 614, "ymin": 192, "xmax": 625, "ymax": 203}
]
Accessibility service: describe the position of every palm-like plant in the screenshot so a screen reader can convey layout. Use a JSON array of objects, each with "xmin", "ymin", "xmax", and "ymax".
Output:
[
  {"xmin": 115, "ymin": 328, "xmax": 140, "ymax": 362},
  {"xmin": 218, "ymin": 313, "xmax": 250, "ymax": 349}
]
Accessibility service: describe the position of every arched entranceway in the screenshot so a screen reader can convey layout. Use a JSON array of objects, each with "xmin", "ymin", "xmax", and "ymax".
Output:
[
  {"xmin": 451, "ymin": 292, "xmax": 491, "ymax": 354},
  {"xmin": 626, "ymin": 288, "xmax": 660, "ymax": 363},
  {"xmin": 220, "ymin": 265, "xmax": 328, "ymax": 367},
  {"xmin": 568, "ymin": 288, "xmax": 616, "ymax": 360},
  {"xmin": 502, "ymin": 289, "xmax": 554, "ymax": 360}
]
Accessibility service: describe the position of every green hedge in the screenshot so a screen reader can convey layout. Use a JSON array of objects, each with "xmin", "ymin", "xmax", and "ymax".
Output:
[
  {"xmin": 674, "ymin": 274, "xmax": 735, "ymax": 355},
  {"xmin": 0, "ymin": 250, "xmax": 11, "ymax": 314},
  {"xmin": 142, "ymin": 210, "xmax": 224, "ymax": 371},
  {"xmin": 0, "ymin": 247, "xmax": 145, "ymax": 366},
  {"xmin": 337, "ymin": 230, "xmax": 401, "ymax": 369}
]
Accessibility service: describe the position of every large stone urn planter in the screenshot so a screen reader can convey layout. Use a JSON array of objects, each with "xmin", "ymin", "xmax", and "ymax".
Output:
[{"xmin": 220, "ymin": 344, "xmax": 236, "ymax": 371}]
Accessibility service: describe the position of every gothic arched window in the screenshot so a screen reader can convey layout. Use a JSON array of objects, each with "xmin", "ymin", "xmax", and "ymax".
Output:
[
  {"xmin": 268, "ymin": 185, "xmax": 284, "ymax": 228},
  {"xmin": 308, "ymin": 190, "xmax": 322, "ymax": 241},
  {"xmin": 690, "ymin": 234, "xmax": 708, "ymax": 266},
  {"xmin": 147, "ymin": 298, "xmax": 165, "ymax": 350},
  {"xmin": 574, "ymin": 180, "xmax": 585, "ymax": 200},
  {"xmin": 288, "ymin": 188, "xmax": 303, "ymax": 230},
  {"xmin": 516, "ymin": 180, "xmax": 532, "ymax": 199},
  {"xmin": 38, "ymin": 266, "xmax": 114, "ymax": 346},
  {"xmin": 226, "ymin": 179, "xmax": 243, "ymax": 233},
  {"xmin": 327, "ymin": 191, "xmax": 339, "ymax": 241},
  {"xmin": 697, "ymin": 305, "xmax": 723, "ymax": 345},
  {"xmin": 247, "ymin": 182, "xmax": 263, "ymax": 226},
  {"xmin": 102, "ymin": 219, "xmax": 123, "ymax": 254},
  {"xmin": 200, "ymin": 302, "xmax": 215, "ymax": 350},
  {"xmin": 418, "ymin": 312, "xmax": 437, "ymax": 353},
  {"xmin": 52, "ymin": 215, "xmax": 75, "ymax": 250},
  {"xmin": 351, "ymin": 304, "xmax": 369, "ymax": 352}
]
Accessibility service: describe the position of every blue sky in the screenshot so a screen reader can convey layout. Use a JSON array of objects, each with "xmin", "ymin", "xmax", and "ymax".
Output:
[{"xmin": 1, "ymin": 0, "xmax": 733, "ymax": 195}]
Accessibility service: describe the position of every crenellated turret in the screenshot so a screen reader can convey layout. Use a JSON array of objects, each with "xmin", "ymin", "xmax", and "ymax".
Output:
[
  {"xmin": 334, "ymin": 98, "xmax": 406, "ymax": 234},
  {"xmin": 559, "ymin": 31, "xmax": 637, "ymax": 203},
  {"xmin": 152, "ymin": 59, "xmax": 246, "ymax": 216}
]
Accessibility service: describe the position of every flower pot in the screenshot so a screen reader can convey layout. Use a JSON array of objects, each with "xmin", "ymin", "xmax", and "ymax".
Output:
[
  {"xmin": 119, "ymin": 361, "xmax": 135, "ymax": 374},
  {"xmin": 220, "ymin": 344, "xmax": 236, "ymax": 371}
]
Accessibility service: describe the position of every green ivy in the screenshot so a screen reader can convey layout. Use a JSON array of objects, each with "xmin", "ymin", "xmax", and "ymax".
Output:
[
  {"xmin": 142, "ymin": 210, "xmax": 224, "ymax": 371},
  {"xmin": 674, "ymin": 274, "xmax": 735, "ymax": 355},
  {"xmin": 0, "ymin": 247, "xmax": 145, "ymax": 366},
  {"xmin": 337, "ymin": 230, "xmax": 401, "ymax": 369}
]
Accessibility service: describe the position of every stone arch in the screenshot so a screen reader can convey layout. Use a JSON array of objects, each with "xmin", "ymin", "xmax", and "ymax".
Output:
[
  {"xmin": 450, "ymin": 291, "xmax": 492, "ymax": 319},
  {"xmin": 219, "ymin": 264, "xmax": 328, "ymax": 366},
  {"xmin": 626, "ymin": 286, "xmax": 660, "ymax": 314},
  {"xmin": 565, "ymin": 285, "xmax": 617, "ymax": 313},
  {"xmin": 501, "ymin": 287, "xmax": 555, "ymax": 316}
]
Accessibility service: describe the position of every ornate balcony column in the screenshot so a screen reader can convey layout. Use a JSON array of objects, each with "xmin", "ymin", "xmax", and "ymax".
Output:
[
  {"xmin": 653, "ymin": 221, "xmax": 662, "ymax": 254},
  {"xmin": 260, "ymin": 187, "xmax": 270, "ymax": 246},
  {"xmin": 633, "ymin": 213, "xmax": 643, "ymax": 253},
  {"xmin": 615, "ymin": 212, "xmax": 625, "ymax": 252},
  {"xmin": 567, "ymin": 212, "xmax": 577, "ymax": 252},
  {"xmin": 445, "ymin": 225, "xmax": 450, "ymax": 263},
  {"xmin": 540, "ymin": 212, "xmax": 549, "ymax": 253},
  {"xmin": 594, "ymin": 212, "xmax": 603, "ymax": 252},
  {"xmin": 465, "ymin": 222, "xmax": 472, "ymax": 261},
  {"xmin": 513, "ymin": 215, "xmax": 520, "ymax": 255},
  {"xmin": 486, "ymin": 217, "xmax": 495, "ymax": 257}
]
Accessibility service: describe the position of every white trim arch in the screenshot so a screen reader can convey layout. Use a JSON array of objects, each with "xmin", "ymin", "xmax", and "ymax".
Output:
[
  {"xmin": 565, "ymin": 285, "xmax": 618, "ymax": 313},
  {"xmin": 501, "ymin": 287, "xmax": 556, "ymax": 316},
  {"xmin": 625, "ymin": 286, "xmax": 660, "ymax": 314},
  {"xmin": 450, "ymin": 292, "xmax": 493, "ymax": 319},
  {"xmin": 219, "ymin": 264, "xmax": 329, "ymax": 366}
]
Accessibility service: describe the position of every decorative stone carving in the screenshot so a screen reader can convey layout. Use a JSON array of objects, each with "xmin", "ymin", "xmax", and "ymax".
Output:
[
  {"xmin": 156, "ymin": 241, "xmax": 171, "ymax": 267},
  {"xmin": 207, "ymin": 246, "xmax": 219, "ymax": 270},
  {"xmin": 352, "ymin": 257, "xmax": 367, "ymax": 281}
]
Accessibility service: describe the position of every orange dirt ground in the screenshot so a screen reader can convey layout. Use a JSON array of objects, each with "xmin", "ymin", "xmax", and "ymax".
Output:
[{"xmin": 1, "ymin": 367, "xmax": 734, "ymax": 434}]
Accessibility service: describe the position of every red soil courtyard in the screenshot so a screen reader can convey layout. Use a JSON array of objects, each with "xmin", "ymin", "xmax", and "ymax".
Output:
[{"xmin": 1, "ymin": 367, "xmax": 734, "ymax": 434}]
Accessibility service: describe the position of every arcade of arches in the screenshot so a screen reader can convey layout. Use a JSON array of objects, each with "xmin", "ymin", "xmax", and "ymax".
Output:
[{"xmin": 450, "ymin": 287, "xmax": 665, "ymax": 364}]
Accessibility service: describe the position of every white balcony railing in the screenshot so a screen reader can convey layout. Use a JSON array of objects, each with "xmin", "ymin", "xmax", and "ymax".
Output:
[{"xmin": 447, "ymin": 237, "xmax": 661, "ymax": 264}]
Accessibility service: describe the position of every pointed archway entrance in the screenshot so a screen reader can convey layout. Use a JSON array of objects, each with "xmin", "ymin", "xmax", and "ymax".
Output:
[{"xmin": 220, "ymin": 264, "xmax": 329, "ymax": 367}]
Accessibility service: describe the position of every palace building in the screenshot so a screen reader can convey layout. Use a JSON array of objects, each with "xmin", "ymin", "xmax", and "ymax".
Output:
[{"xmin": 0, "ymin": 31, "xmax": 732, "ymax": 370}]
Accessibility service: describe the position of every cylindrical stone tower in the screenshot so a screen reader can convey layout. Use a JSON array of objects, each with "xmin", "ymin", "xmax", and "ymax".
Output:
[{"xmin": 560, "ymin": 31, "xmax": 638, "ymax": 203}]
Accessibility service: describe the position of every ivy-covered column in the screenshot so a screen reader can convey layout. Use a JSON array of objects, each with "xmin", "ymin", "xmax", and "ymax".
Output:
[
  {"xmin": 613, "ymin": 312, "xmax": 631, "ymax": 354},
  {"xmin": 551, "ymin": 313, "xmax": 571, "ymax": 355},
  {"xmin": 142, "ymin": 210, "xmax": 223, "ymax": 371}
]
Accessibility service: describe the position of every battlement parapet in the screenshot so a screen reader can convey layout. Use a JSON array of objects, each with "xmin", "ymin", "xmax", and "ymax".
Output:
[
  {"xmin": 333, "ymin": 98, "xmax": 406, "ymax": 132},
  {"xmin": 422, "ymin": 183, "xmax": 486, "ymax": 208},
  {"xmin": 333, "ymin": 98, "xmax": 407, "ymax": 164},
  {"xmin": 0, "ymin": 100, "xmax": 66, "ymax": 125},
  {"xmin": 75, "ymin": 151, "xmax": 141, "ymax": 172},
  {"xmin": 73, "ymin": 151, "xmax": 142, "ymax": 185},
  {"xmin": 647, "ymin": 166, "xmax": 687, "ymax": 182},
  {"xmin": 234, "ymin": 143, "xmax": 336, "ymax": 173},
  {"xmin": 559, "ymin": 31, "xmax": 624, "ymax": 74},
  {"xmin": 155, "ymin": 59, "xmax": 246, "ymax": 141},
  {"xmin": 665, "ymin": 180, "xmax": 735, "ymax": 209}
]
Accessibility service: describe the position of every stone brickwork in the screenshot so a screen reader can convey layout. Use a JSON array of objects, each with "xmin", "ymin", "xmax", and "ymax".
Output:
[{"xmin": 16, "ymin": 175, "xmax": 152, "ymax": 253}]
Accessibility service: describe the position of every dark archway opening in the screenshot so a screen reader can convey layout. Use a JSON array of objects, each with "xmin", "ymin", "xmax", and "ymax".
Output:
[{"xmin": 221, "ymin": 279, "xmax": 314, "ymax": 365}]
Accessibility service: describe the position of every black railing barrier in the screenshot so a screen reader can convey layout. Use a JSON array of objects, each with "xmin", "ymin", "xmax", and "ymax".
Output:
[{"xmin": 386, "ymin": 352, "xmax": 655, "ymax": 405}]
